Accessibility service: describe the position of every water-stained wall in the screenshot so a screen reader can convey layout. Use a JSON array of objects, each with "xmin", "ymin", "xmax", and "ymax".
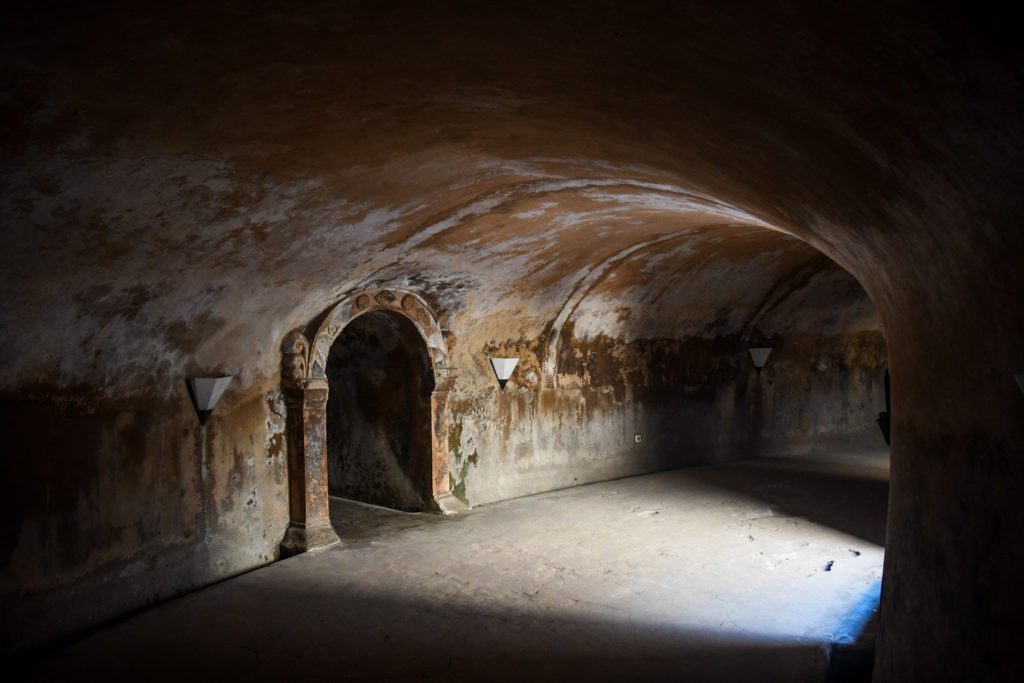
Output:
[
  {"xmin": 325, "ymin": 311, "xmax": 434, "ymax": 511},
  {"xmin": 0, "ymin": 224, "xmax": 881, "ymax": 656},
  {"xmin": 2, "ymin": 3, "xmax": 1021, "ymax": 680},
  {"xmin": 0, "ymin": 382, "xmax": 289, "ymax": 655},
  {"xmin": 443, "ymin": 235, "xmax": 886, "ymax": 507}
]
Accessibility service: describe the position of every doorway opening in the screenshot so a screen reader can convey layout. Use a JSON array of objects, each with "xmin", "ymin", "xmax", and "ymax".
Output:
[{"xmin": 325, "ymin": 310, "xmax": 436, "ymax": 511}]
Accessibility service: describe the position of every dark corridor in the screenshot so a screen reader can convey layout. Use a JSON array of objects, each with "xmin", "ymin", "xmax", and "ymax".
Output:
[{"xmin": 325, "ymin": 310, "xmax": 435, "ymax": 511}]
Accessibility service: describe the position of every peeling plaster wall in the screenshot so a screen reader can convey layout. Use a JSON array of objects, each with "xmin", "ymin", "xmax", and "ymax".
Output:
[
  {"xmin": 445, "ymin": 234, "xmax": 886, "ymax": 507},
  {"xmin": 1, "ymin": 2, "xmax": 1022, "ymax": 679},
  {"xmin": 0, "ymin": 385, "xmax": 289, "ymax": 654}
]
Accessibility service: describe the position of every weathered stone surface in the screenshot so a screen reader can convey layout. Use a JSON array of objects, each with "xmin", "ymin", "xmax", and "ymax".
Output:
[{"xmin": 0, "ymin": 3, "xmax": 1021, "ymax": 679}]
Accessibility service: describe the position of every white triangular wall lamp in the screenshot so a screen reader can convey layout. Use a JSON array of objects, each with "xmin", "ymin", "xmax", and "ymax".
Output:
[
  {"xmin": 187, "ymin": 376, "xmax": 233, "ymax": 425},
  {"xmin": 1016, "ymin": 374, "xmax": 1024, "ymax": 396},
  {"xmin": 749, "ymin": 347, "xmax": 772, "ymax": 376},
  {"xmin": 489, "ymin": 358, "xmax": 519, "ymax": 390}
]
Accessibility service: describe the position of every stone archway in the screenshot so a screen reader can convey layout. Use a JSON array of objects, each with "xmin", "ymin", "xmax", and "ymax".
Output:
[{"xmin": 279, "ymin": 289, "xmax": 462, "ymax": 556}]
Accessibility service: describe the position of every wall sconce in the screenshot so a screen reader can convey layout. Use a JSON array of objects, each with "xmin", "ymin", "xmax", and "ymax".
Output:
[
  {"xmin": 489, "ymin": 357, "xmax": 519, "ymax": 390},
  {"xmin": 748, "ymin": 347, "xmax": 772, "ymax": 376},
  {"xmin": 186, "ymin": 376, "xmax": 233, "ymax": 425},
  {"xmin": 1016, "ymin": 374, "xmax": 1024, "ymax": 395}
]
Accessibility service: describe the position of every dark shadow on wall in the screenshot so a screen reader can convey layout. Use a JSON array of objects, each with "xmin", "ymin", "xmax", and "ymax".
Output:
[
  {"xmin": 325, "ymin": 310, "xmax": 435, "ymax": 511},
  {"xmin": 591, "ymin": 236, "xmax": 889, "ymax": 468},
  {"xmin": 724, "ymin": 344, "xmax": 889, "ymax": 462}
]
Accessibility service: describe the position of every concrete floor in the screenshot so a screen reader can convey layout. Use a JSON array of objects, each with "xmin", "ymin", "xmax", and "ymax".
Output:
[{"xmin": 19, "ymin": 450, "xmax": 887, "ymax": 682}]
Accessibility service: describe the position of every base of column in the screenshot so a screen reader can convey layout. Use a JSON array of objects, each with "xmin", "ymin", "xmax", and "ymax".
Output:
[
  {"xmin": 433, "ymin": 491, "xmax": 471, "ymax": 515},
  {"xmin": 279, "ymin": 522, "xmax": 341, "ymax": 557}
]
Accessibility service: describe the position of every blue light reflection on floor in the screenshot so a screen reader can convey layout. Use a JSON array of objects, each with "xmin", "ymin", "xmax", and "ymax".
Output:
[{"xmin": 827, "ymin": 579, "xmax": 882, "ymax": 645}]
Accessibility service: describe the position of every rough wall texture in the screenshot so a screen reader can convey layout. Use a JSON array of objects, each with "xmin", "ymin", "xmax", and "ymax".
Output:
[
  {"xmin": 1, "ymin": 2, "xmax": 1021, "ymax": 679},
  {"xmin": 446, "ymin": 237, "xmax": 886, "ymax": 507},
  {"xmin": 325, "ymin": 311, "xmax": 434, "ymax": 511},
  {"xmin": 0, "ymin": 385, "xmax": 289, "ymax": 654}
]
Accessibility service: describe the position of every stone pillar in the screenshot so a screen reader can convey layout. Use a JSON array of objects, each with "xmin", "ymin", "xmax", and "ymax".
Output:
[
  {"xmin": 280, "ymin": 378, "xmax": 341, "ymax": 556},
  {"xmin": 430, "ymin": 368, "xmax": 467, "ymax": 514}
]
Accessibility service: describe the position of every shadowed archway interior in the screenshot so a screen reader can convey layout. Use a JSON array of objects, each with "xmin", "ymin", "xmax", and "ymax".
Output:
[{"xmin": 326, "ymin": 310, "xmax": 436, "ymax": 511}]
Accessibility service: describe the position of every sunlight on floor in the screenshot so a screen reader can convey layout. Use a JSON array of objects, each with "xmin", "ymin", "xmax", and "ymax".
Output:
[{"xmin": 23, "ymin": 450, "xmax": 888, "ymax": 683}]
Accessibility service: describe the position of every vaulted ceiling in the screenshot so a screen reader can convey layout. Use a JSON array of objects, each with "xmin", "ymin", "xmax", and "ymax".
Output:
[
  {"xmin": 2, "ymin": 6, "xmax": 1022, "ymax": 678},
  {"xmin": 3, "ymin": 1, "xmax": 1019, "ymax": 402}
]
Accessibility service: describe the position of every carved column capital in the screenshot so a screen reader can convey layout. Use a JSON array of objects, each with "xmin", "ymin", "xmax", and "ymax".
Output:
[
  {"xmin": 283, "ymin": 377, "xmax": 329, "ymax": 397},
  {"xmin": 282, "ymin": 330, "xmax": 311, "ymax": 381}
]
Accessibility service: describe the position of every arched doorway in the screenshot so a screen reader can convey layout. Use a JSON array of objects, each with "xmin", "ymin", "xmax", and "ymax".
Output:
[
  {"xmin": 279, "ymin": 289, "xmax": 463, "ymax": 556},
  {"xmin": 325, "ymin": 310, "xmax": 435, "ymax": 511}
]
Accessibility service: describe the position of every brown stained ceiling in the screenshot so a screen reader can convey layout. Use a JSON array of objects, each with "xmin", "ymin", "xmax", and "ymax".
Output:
[{"xmin": 0, "ymin": 1, "xmax": 1020, "ymax": 419}]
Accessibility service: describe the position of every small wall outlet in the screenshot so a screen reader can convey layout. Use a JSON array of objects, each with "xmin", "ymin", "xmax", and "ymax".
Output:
[{"xmin": 634, "ymin": 433, "xmax": 643, "ymax": 444}]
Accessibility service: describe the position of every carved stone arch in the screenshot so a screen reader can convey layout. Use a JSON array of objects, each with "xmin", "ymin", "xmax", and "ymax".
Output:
[
  {"xmin": 279, "ymin": 289, "xmax": 463, "ymax": 557},
  {"xmin": 308, "ymin": 289, "xmax": 451, "ymax": 386}
]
